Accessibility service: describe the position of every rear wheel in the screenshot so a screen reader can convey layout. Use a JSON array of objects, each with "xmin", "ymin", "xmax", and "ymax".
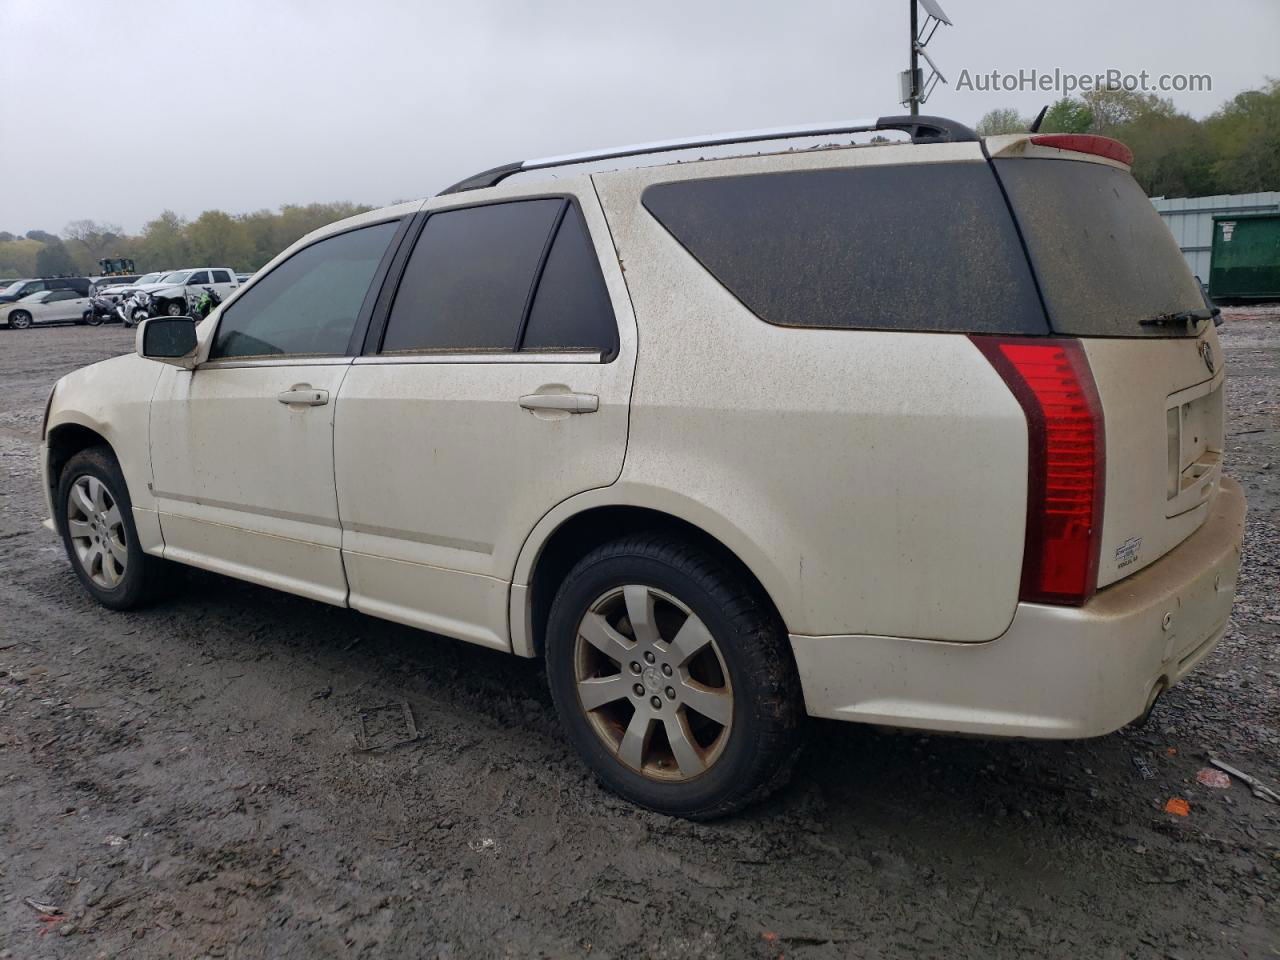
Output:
[
  {"xmin": 8, "ymin": 310, "xmax": 32, "ymax": 329},
  {"xmin": 57, "ymin": 446, "xmax": 173, "ymax": 610},
  {"xmin": 546, "ymin": 534, "xmax": 804, "ymax": 818}
]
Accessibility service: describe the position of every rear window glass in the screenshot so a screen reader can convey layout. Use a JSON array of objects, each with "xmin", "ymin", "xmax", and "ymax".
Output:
[
  {"xmin": 993, "ymin": 159, "xmax": 1203, "ymax": 337},
  {"xmin": 642, "ymin": 162, "xmax": 1046, "ymax": 335}
]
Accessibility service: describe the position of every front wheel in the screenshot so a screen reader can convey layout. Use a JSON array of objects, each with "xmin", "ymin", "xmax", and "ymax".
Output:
[
  {"xmin": 165, "ymin": 301, "xmax": 184, "ymax": 317},
  {"xmin": 84, "ymin": 310, "xmax": 103, "ymax": 326},
  {"xmin": 57, "ymin": 446, "xmax": 173, "ymax": 610},
  {"xmin": 546, "ymin": 535, "xmax": 805, "ymax": 819},
  {"xmin": 8, "ymin": 310, "xmax": 32, "ymax": 329}
]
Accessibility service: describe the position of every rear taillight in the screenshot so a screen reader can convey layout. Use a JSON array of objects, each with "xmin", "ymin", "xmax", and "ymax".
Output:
[
  {"xmin": 1028, "ymin": 133, "xmax": 1134, "ymax": 167},
  {"xmin": 971, "ymin": 337, "xmax": 1106, "ymax": 606}
]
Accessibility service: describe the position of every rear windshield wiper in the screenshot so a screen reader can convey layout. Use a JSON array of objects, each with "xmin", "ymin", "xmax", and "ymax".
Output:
[{"xmin": 1139, "ymin": 307, "xmax": 1218, "ymax": 329}]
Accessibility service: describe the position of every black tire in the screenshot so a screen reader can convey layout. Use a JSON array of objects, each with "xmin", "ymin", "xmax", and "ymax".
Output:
[
  {"xmin": 165, "ymin": 301, "xmax": 184, "ymax": 317},
  {"xmin": 9, "ymin": 310, "xmax": 32, "ymax": 329},
  {"xmin": 546, "ymin": 534, "xmax": 805, "ymax": 819},
  {"xmin": 84, "ymin": 310, "xmax": 102, "ymax": 326},
  {"xmin": 56, "ymin": 446, "xmax": 173, "ymax": 610}
]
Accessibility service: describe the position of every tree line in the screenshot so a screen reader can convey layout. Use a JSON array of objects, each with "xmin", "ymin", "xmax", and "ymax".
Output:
[
  {"xmin": 0, "ymin": 202, "xmax": 372, "ymax": 280},
  {"xmin": 976, "ymin": 79, "xmax": 1279, "ymax": 199},
  {"xmin": 4, "ymin": 81, "xmax": 1276, "ymax": 281}
]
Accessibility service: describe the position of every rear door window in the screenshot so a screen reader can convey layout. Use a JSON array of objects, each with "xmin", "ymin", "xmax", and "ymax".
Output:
[
  {"xmin": 642, "ymin": 162, "xmax": 1047, "ymax": 335},
  {"xmin": 993, "ymin": 159, "xmax": 1204, "ymax": 337},
  {"xmin": 211, "ymin": 269, "xmax": 232, "ymax": 283},
  {"xmin": 380, "ymin": 199, "xmax": 563, "ymax": 353}
]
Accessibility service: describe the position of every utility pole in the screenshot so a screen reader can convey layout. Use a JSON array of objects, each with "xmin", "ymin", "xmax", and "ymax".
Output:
[
  {"xmin": 909, "ymin": 0, "xmax": 920, "ymax": 116},
  {"xmin": 900, "ymin": 0, "xmax": 951, "ymax": 116}
]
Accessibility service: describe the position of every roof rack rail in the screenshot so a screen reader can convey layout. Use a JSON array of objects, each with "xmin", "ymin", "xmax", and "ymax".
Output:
[{"xmin": 438, "ymin": 114, "xmax": 978, "ymax": 195}]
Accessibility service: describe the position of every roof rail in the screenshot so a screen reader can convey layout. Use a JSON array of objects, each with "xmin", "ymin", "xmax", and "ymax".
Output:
[{"xmin": 438, "ymin": 114, "xmax": 979, "ymax": 195}]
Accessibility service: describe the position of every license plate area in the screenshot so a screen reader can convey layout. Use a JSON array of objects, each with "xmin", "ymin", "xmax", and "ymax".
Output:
[{"xmin": 1166, "ymin": 374, "xmax": 1224, "ymax": 518}]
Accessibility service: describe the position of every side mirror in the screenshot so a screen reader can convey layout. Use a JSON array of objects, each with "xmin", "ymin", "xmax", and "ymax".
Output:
[{"xmin": 137, "ymin": 316, "xmax": 198, "ymax": 369}]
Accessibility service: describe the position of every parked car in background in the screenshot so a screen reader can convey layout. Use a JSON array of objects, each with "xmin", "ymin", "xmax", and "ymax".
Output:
[
  {"xmin": 39, "ymin": 117, "xmax": 1246, "ymax": 818},
  {"xmin": 94, "ymin": 272, "xmax": 163, "ymax": 303},
  {"xmin": 90, "ymin": 275, "xmax": 141, "ymax": 294},
  {"xmin": 136, "ymin": 268, "xmax": 238, "ymax": 316},
  {"xmin": 235, "ymin": 272, "xmax": 253, "ymax": 284},
  {"xmin": 0, "ymin": 276, "xmax": 91, "ymax": 304},
  {"xmin": 1, "ymin": 288, "xmax": 92, "ymax": 328}
]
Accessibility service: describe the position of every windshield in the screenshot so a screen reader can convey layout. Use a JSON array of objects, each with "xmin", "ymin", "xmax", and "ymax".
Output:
[
  {"xmin": 159, "ymin": 271, "xmax": 191, "ymax": 284},
  {"xmin": 993, "ymin": 158, "xmax": 1204, "ymax": 337},
  {"xmin": 1, "ymin": 281, "xmax": 28, "ymax": 296},
  {"xmin": 138, "ymin": 273, "xmax": 163, "ymax": 284}
]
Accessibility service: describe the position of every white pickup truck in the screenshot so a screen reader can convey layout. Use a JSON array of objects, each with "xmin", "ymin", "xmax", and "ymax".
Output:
[{"xmin": 135, "ymin": 268, "xmax": 239, "ymax": 317}]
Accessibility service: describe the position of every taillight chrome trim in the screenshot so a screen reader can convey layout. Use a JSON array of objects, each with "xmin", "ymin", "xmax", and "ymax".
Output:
[{"xmin": 970, "ymin": 336, "xmax": 1106, "ymax": 606}]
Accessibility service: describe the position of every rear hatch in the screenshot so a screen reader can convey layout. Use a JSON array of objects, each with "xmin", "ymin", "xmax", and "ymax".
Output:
[{"xmin": 989, "ymin": 139, "xmax": 1225, "ymax": 587}]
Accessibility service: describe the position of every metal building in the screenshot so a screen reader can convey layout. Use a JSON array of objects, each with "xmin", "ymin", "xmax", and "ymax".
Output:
[{"xmin": 1151, "ymin": 192, "xmax": 1280, "ymax": 280}]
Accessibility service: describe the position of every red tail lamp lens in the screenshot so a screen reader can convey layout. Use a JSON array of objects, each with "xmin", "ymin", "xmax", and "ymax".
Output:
[
  {"xmin": 971, "ymin": 337, "xmax": 1106, "ymax": 606},
  {"xmin": 1029, "ymin": 134, "xmax": 1134, "ymax": 167}
]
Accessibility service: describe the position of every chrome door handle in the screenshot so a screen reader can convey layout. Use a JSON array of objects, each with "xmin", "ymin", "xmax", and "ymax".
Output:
[
  {"xmin": 518, "ymin": 392, "xmax": 599, "ymax": 414},
  {"xmin": 277, "ymin": 386, "xmax": 329, "ymax": 406}
]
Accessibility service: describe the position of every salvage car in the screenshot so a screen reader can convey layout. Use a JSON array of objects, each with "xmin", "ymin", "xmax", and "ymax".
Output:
[
  {"xmin": 0, "ymin": 276, "xmax": 91, "ymax": 304},
  {"xmin": 39, "ymin": 116, "xmax": 1246, "ymax": 818},
  {"xmin": 135, "ymin": 268, "xmax": 239, "ymax": 316},
  {"xmin": 2, "ymin": 288, "xmax": 93, "ymax": 328}
]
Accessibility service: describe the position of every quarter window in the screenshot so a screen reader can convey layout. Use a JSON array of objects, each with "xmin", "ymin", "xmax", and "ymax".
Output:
[
  {"xmin": 520, "ymin": 204, "xmax": 617, "ymax": 356},
  {"xmin": 381, "ymin": 199, "xmax": 563, "ymax": 353},
  {"xmin": 210, "ymin": 220, "xmax": 398, "ymax": 359},
  {"xmin": 642, "ymin": 163, "xmax": 1046, "ymax": 335}
]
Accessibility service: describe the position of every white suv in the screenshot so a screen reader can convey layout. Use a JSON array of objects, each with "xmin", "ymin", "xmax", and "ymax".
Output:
[{"xmin": 39, "ymin": 116, "xmax": 1246, "ymax": 817}]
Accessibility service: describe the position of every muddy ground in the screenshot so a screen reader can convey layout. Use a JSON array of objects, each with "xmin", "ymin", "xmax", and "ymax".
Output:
[{"xmin": 0, "ymin": 313, "xmax": 1276, "ymax": 959}]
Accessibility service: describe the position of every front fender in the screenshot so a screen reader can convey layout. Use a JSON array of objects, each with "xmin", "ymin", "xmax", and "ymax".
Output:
[{"xmin": 45, "ymin": 353, "xmax": 166, "ymax": 513}]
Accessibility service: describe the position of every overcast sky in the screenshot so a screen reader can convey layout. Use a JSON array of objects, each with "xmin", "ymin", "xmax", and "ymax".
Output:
[{"xmin": 1, "ymin": 0, "xmax": 1276, "ymax": 234}]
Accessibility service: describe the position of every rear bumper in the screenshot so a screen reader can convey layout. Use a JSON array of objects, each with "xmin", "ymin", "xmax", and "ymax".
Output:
[{"xmin": 792, "ymin": 476, "xmax": 1247, "ymax": 738}]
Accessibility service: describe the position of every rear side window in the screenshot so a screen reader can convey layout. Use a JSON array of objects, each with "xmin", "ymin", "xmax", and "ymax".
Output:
[
  {"xmin": 211, "ymin": 270, "xmax": 232, "ymax": 283},
  {"xmin": 381, "ymin": 199, "xmax": 563, "ymax": 353},
  {"xmin": 643, "ymin": 163, "xmax": 1046, "ymax": 335},
  {"xmin": 994, "ymin": 159, "xmax": 1203, "ymax": 337},
  {"xmin": 520, "ymin": 205, "xmax": 617, "ymax": 355},
  {"xmin": 210, "ymin": 220, "xmax": 398, "ymax": 359}
]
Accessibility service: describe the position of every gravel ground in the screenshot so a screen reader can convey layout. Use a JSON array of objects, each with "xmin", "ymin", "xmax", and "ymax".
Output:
[{"xmin": 0, "ymin": 314, "xmax": 1276, "ymax": 959}]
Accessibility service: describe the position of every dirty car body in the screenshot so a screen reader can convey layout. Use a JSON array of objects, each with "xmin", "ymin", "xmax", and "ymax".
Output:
[{"xmin": 39, "ymin": 117, "xmax": 1246, "ymax": 818}]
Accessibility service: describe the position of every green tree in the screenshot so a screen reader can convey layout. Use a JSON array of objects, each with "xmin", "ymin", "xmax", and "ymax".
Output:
[
  {"xmin": 35, "ymin": 240, "xmax": 79, "ymax": 276},
  {"xmin": 1204, "ymin": 79, "xmax": 1280, "ymax": 193},
  {"xmin": 0, "ymin": 238, "xmax": 41, "ymax": 278},
  {"xmin": 187, "ymin": 210, "xmax": 252, "ymax": 270},
  {"xmin": 1080, "ymin": 88, "xmax": 1176, "ymax": 135},
  {"xmin": 1039, "ymin": 97, "xmax": 1092, "ymax": 134},
  {"xmin": 975, "ymin": 108, "xmax": 1027, "ymax": 136},
  {"xmin": 137, "ymin": 210, "xmax": 191, "ymax": 271},
  {"xmin": 64, "ymin": 219, "xmax": 125, "ymax": 273}
]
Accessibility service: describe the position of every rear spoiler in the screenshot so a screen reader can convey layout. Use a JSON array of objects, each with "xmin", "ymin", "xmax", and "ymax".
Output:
[{"xmin": 984, "ymin": 133, "xmax": 1134, "ymax": 168}]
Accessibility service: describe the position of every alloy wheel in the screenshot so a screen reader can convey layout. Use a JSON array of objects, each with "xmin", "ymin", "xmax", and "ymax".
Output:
[
  {"xmin": 66, "ymin": 475, "xmax": 128, "ymax": 589},
  {"xmin": 10, "ymin": 311, "xmax": 31, "ymax": 329},
  {"xmin": 573, "ymin": 585, "xmax": 734, "ymax": 781}
]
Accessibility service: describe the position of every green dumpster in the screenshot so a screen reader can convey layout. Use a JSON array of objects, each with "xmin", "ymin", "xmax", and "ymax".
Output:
[{"xmin": 1209, "ymin": 212, "xmax": 1280, "ymax": 301}]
